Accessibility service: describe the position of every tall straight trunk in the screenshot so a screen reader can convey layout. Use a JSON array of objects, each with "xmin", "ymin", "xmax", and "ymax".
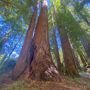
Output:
[
  {"xmin": 53, "ymin": 3, "xmax": 79, "ymax": 77},
  {"xmin": 59, "ymin": 28, "xmax": 79, "ymax": 77},
  {"xmin": 79, "ymin": 52, "xmax": 87, "ymax": 67},
  {"xmin": 65, "ymin": 7, "xmax": 90, "ymax": 63},
  {"xmin": 75, "ymin": 56, "xmax": 82, "ymax": 70},
  {"xmin": 8, "ymin": 33, "xmax": 24, "ymax": 58},
  {"xmin": 51, "ymin": 12, "xmax": 63, "ymax": 73},
  {"xmin": 82, "ymin": 35, "xmax": 90, "ymax": 58},
  {"xmin": 12, "ymin": 0, "xmax": 40, "ymax": 80},
  {"xmin": 1, "ymin": 28, "xmax": 12, "ymax": 43},
  {"xmin": 29, "ymin": 0, "xmax": 61, "ymax": 81},
  {"xmin": 0, "ymin": 34, "xmax": 17, "ymax": 64},
  {"xmin": 62, "ymin": 3, "xmax": 90, "ymax": 60},
  {"xmin": 74, "ymin": 52, "xmax": 82, "ymax": 71},
  {"xmin": 0, "ymin": 28, "xmax": 12, "ymax": 52}
]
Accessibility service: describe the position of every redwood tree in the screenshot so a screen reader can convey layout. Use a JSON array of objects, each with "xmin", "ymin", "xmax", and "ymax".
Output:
[
  {"xmin": 12, "ymin": 0, "xmax": 40, "ymax": 80},
  {"xmin": 58, "ymin": 29, "xmax": 79, "ymax": 77},
  {"xmin": 53, "ymin": 3, "xmax": 79, "ymax": 77},
  {"xmin": 29, "ymin": 0, "xmax": 61, "ymax": 81},
  {"xmin": 51, "ymin": 11, "xmax": 63, "ymax": 73}
]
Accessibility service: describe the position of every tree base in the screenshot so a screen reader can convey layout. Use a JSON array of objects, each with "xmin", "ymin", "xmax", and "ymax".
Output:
[
  {"xmin": 65, "ymin": 69, "xmax": 80, "ymax": 78},
  {"xmin": 29, "ymin": 60, "xmax": 61, "ymax": 82}
]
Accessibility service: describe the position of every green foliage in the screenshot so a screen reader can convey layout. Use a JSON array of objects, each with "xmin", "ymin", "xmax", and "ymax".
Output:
[
  {"xmin": 5, "ymin": 80, "xmax": 27, "ymax": 90},
  {"xmin": 0, "ymin": 0, "xmax": 90, "ymax": 79},
  {"xmin": 0, "ymin": 0, "xmax": 36, "ymax": 36},
  {"xmin": 0, "ymin": 54, "xmax": 4, "ymax": 61}
]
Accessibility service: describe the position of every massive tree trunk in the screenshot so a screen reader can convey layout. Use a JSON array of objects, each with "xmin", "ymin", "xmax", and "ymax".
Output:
[
  {"xmin": 53, "ymin": 3, "xmax": 79, "ymax": 77},
  {"xmin": 12, "ymin": 0, "xmax": 39, "ymax": 80},
  {"xmin": 51, "ymin": 12, "xmax": 63, "ymax": 73},
  {"xmin": 29, "ymin": 0, "xmax": 61, "ymax": 81}
]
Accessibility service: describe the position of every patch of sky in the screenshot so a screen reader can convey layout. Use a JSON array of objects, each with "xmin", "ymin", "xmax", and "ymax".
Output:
[
  {"xmin": 86, "ymin": 3, "xmax": 90, "ymax": 8},
  {"xmin": 55, "ymin": 28, "xmax": 61, "ymax": 50},
  {"xmin": 10, "ymin": 51, "xmax": 19, "ymax": 58},
  {"xmin": 0, "ymin": 16, "xmax": 4, "ymax": 21}
]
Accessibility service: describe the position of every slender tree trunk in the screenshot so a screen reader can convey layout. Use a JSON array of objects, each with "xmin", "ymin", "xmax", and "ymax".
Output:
[
  {"xmin": 0, "ymin": 28, "xmax": 12, "ymax": 43},
  {"xmin": 79, "ymin": 52, "xmax": 87, "ymax": 67},
  {"xmin": 62, "ymin": 5, "xmax": 90, "ymax": 59},
  {"xmin": 75, "ymin": 56, "xmax": 82, "ymax": 70},
  {"xmin": 51, "ymin": 11, "xmax": 63, "ymax": 73},
  {"xmin": 65, "ymin": 7, "xmax": 90, "ymax": 63},
  {"xmin": 8, "ymin": 33, "xmax": 23, "ymax": 58},
  {"xmin": 0, "ymin": 28, "xmax": 12, "ymax": 52},
  {"xmin": 79, "ymin": 13, "xmax": 90, "ymax": 26},
  {"xmin": 53, "ymin": 3, "xmax": 79, "ymax": 77},
  {"xmin": 2, "ymin": 34, "xmax": 23, "ymax": 63},
  {"xmin": 82, "ymin": 35, "xmax": 90, "ymax": 58},
  {"xmin": 29, "ymin": 0, "xmax": 61, "ymax": 81},
  {"xmin": 0, "ymin": 34, "xmax": 17, "ymax": 64},
  {"xmin": 12, "ymin": 0, "xmax": 40, "ymax": 80},
  {"xmin": 74, "ymin": 52, "xmax": 82, "ymax": 71}
]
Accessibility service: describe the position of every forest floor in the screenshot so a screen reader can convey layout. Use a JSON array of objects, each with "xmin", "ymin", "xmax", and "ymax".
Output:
[{"xmin": 0, "ymin": 72, "xmax": 90, "ymax": 90}]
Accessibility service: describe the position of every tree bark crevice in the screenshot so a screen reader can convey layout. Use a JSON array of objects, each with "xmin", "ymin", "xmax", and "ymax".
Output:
[{"xmin": 29, "ymin": 0, "xmax": 61, "ymax": 81}]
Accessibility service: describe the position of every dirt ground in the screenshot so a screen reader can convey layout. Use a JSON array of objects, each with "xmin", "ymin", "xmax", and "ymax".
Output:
[{"xmin": 0, "ymin": 72, "xmax": 90, "ymax": 90}]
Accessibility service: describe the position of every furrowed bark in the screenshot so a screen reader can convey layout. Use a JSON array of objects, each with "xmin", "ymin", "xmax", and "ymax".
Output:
[
  {"xmin": 12, "ymin": 0, "xmax": 40, "ymax": 80},
  {"xmin": 29, "ymin": 0, "xmax": 61, "ymax": 81}
]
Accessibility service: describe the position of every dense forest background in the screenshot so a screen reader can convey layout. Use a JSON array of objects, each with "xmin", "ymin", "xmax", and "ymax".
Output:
[{"xmin": 0, "ymin": 0, "xmax": 90, "ymax": 89}]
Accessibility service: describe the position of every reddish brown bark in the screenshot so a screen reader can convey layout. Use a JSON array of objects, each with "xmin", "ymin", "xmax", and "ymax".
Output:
[
  {"xmin": 12, "ymin": 0, "xmax": 40, "ymax": 80},
  {"xmin": 51, "ymin": 12, "xmax": 63, "ymax": 73},
  {"xmin": 53, "ymin": 29, "xmax": 63, "ymax": 73},
  {"xmin": 53, "ymin": 3, "xmax": 79, "ymax": 77},
  {"xmin": 29, "ymin": 0, "xmax": 61, "ymax": 81},
  {"xmin": 59, "ymin": 29, "xmax": 79, "ymax": 77}
]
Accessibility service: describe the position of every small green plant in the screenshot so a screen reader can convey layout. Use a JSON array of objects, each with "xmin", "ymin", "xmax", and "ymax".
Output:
[
  {"xmin": 74, "ymin": 78, "xmax": 80, "ymax": 82},
  {"xmin": 7, "ymin": 87, "xmax": 13, "ymax": 90},
  {"xmin": 5, "ymin": 80, "xmax": 26, "ymax": 90}
]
